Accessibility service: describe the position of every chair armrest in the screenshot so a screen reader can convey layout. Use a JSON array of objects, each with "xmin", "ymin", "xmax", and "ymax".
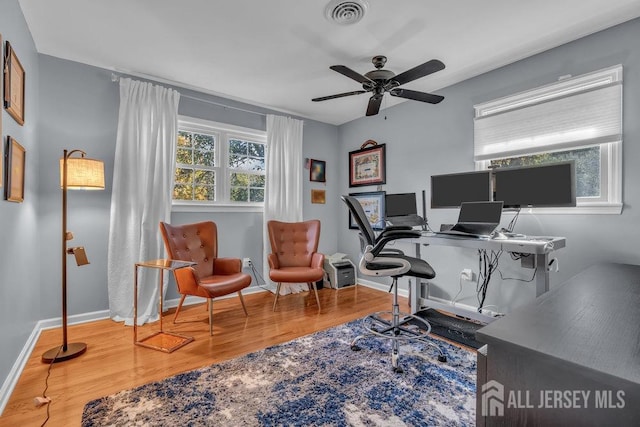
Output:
[
  {"xmin": 268, "ymin": 253, "xmax": 279, "ymax": 270},
  {"xmin": 174, "ymin": 266, "xmax": 201, "ymax": 294},
  {"xmin": 381, "ymin": 225, "xmax": 413, "ymax": 233},
  {"xmin": 372, "ymin": 229, "xmax": 421, "ymax": 256},
  {"xmin": 311, "ymin": 252, "xmax": 324, "ymax": 269},
  {"xmin": 213, "ymin": 257, "xmax": 242, "ymax": 275}
]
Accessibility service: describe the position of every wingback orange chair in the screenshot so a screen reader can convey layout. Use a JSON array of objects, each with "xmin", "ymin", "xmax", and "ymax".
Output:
[
  {"xmin": 159, "ymin": 221, "xmax": 251, "ymax": 335},
  {"xmin": 267, "ymin": 220, "xmax": 325, "ymax": 311}
]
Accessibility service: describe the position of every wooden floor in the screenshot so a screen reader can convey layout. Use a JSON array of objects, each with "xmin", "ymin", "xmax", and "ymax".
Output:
[{"xmin": 1, "ymin": 285, "xmax": 425, "ymax": 426}]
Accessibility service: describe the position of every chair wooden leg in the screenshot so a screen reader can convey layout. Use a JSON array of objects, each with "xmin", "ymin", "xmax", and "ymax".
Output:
[
  {"xmin": 208, "ymin": 298, "xmax": 213, "ymax": 336},
  {"xmin": 173, "ymin": 294, "xmax": 187, "ymax": 323},
  {"xmin": 272, "ymin": 282, "xmax": 282, "ymax": 311},
  {"xmin": 238, "ymin": 291, "xmax": 248, "ymax": 316},
  {"xmin": 310, "ymin": 282, "xmax": 321, "ymax": 311}
]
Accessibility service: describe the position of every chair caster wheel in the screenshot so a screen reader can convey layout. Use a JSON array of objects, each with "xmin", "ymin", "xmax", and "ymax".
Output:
[
  {"xmin": 393, "ymin": 366, "xmax": 404, "ymax": 374},
  {"xmin": 437, "ymin": 355, "xmax": 447, "ymax": 363},
  {"xmin": 351, "ymin": 345, "xmax": 361, "ymax": 351}
]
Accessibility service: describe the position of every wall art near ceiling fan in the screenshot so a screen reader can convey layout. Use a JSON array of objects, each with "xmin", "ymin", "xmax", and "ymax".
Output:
[
  {"xmin": 349, "ymin": 142, "xmax": 386, "ymax": 187},
  {"xmin": 312, "ymin": 55, "xmax": 445, "ymax": 117}
]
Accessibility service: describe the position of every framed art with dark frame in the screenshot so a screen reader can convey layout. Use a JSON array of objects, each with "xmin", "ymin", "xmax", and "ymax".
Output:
[
  {"xmin": 4, "ymin": 40, "xmax": 25, "ymax": 126},
  {"xmin": 310, "ymin": 159, "xmax": 326, "ymax": 182},
  {"xmin": 5, "ymin": 136, "xmax": 25, "ymax": 202},
  {"xmin": 348, "ymin": 191, "xmax": 386, "ymax": 230},
  {"xmin": 349, "ymin": 143, "xmax": 386, "ymax": 187}
]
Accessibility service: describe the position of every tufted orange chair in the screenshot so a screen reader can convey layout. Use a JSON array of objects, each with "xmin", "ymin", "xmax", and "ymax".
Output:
[
  {"xmin": 159, "ymin": 221, "xmax": 251, "ymax": 335},
  {"xmin": 267, "ymin": 220, "xmax": 325, "ymax": 311}
]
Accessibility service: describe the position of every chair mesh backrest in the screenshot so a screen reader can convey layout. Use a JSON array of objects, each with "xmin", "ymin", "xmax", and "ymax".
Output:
[
  {"xmin": 159, "ymin": 221, "xmax": 217, "ymax": 277},
  {"xmin": 341, "ymin": 195, "xmax": 376, "ymax": 247},
  {"xmin": 268, "ymin": 220, "xmax": 320, "ymax": 268}
]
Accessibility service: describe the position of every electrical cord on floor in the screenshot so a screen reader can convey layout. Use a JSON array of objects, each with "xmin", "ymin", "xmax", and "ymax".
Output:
[
  {"xmin": 40, "ymin": 345, "xmax": 61, "ymax": 427},
  {"xmin": 248, "ymin": 262, "xmax": 273, "ymax": 292}
]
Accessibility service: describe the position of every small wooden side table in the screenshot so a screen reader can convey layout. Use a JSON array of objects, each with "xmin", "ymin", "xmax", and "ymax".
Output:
[{"xmin": 134, "ymin": 259, "xmax": 196, "ymax": 353}]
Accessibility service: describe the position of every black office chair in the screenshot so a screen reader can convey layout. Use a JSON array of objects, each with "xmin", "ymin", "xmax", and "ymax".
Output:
[{"xmin": 342, "ymin": 195, "xmax": 447, "ymax": 372}]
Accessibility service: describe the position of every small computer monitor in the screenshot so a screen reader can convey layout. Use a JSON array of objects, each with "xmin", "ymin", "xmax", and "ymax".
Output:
[
  {"xmin": 385, "ymin": 193, "xmax": 418, "ymax": 217},
  {"xmin": 493, "ymin": 161, "xmax": 576, "ymax": 208},
  {"xmin": 430, "ymin": 170, "xmax": 492, "ymax": 208}
]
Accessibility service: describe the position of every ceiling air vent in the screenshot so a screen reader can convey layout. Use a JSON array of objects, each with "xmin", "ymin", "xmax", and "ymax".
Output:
[{"xmin": 325, "ymin": 0, "xmax": 368, "ymax": 25}]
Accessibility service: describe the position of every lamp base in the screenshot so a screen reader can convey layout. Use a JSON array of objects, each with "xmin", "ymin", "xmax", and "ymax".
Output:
[{"xmin": 41, "ymin": 342, "xmax": 87, "ymax": 363}]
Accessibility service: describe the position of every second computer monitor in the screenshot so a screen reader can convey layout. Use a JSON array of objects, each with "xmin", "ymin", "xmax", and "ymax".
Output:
[
  {"xmin": 385, "ymin": 193, "xmax": 418, "ymax": 217},
  {"xmin": 430, "ymin": 170, "xmax": 492, "ymax": 208}
]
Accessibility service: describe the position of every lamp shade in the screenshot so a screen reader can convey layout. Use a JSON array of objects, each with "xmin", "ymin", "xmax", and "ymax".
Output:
[{"xmin": 60, "ymin": 157, "xmax": 105, "ymax": 190}]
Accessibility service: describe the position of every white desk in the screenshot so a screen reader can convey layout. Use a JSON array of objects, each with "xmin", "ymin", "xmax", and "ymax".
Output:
[{"xmin": 409, "ymin": 233, "xmax": 566, "ymax": 323}]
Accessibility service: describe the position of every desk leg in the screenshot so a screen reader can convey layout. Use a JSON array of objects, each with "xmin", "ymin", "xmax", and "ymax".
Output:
[
  {"xmin": 410, "ymin": 242, "xmax": 422, "ymax": 314},
  {"xmin": 159, "ymin": 269, "xmax": 164, "ymax": 332},
  {"xmin": 535, "ymin": 253, "xmax": 550, "ymax": 297},
  {"xmin": 133, "ymin": 265, "xmax": 138, "ymax": 343}
]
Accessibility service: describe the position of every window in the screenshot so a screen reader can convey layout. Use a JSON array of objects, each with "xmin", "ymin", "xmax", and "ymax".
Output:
[
  {"xmin": 474, "ymin": 65, "xmax": 622, "ymax": 214},
  {"xmin": 173, "ymin": 117, "xmax": 266, "ymax": 211}
]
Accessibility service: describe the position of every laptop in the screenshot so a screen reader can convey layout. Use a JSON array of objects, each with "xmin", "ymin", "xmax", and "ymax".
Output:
[{"xmin": 436, "ymin": 201, "xmax": 503, "ymax": 237}]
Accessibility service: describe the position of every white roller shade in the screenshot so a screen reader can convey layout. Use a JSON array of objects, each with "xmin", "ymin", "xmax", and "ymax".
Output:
[{"xmin": 474, "ymin": 65, "xmax": 622, "ymax": 161}]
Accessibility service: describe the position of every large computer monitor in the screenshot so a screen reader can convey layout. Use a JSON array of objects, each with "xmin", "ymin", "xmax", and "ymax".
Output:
[
  {"xmin": 385, "ymin": 193, "xmax": 417, "ymax": 217},
  {"xmin": 493, "ymin": 161, "xmax": 576, "ymax": 208},
  {"xmin": 430, "ymin": 170, "xmax": 492, "ymax": 208}
]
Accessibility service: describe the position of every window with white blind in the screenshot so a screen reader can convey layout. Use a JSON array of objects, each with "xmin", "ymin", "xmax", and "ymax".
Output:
[
  {"xmin": 474, "ymin": 64, "xmax": 623, "ymax": 214},
  {"xmin": 172, "ymin": 116, "xmax": 266, "ymax": 212}
]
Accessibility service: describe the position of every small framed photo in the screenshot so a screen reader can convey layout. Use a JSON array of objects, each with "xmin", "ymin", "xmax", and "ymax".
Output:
[
  {"xmin": 4, "ymin": 41, "xmax": 26, "ymax": 126},
  {"xmin": 311, "ymin": 189, "xmax": 326, "ymax": 204},
  {"xmin": 348, "ymin": 191, "xmax": 385, "ymax": 230},
  {"xmin": 349, "ymin": 143, "xmax": 386, "ymax": 187},
  {"xmin": 5, "ymin": 136, "xmax": 25, "ymax": 202},
  {"xmin": 310, "ymin": 159, "xmax": 326, "ymax": 182}
]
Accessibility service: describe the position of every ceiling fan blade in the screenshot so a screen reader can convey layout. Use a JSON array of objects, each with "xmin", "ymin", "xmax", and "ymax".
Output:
[
  {"xmin": 390, "ymin": 88, "xmax": 444, "ymax": 104},
  {"xmin": 330, "ymin": 65, "xmax": 373, "ymax": 84},
  {"xmin": 312, "ymin": 90, "xmax": 367, "ymax": 102},
  {"xmin": 366, "ymin": 95, "xmax": 383, "ymax": 116},
  {"xmin": 390, "ymin": 59, "xmax": 445, "ymax": 86}
]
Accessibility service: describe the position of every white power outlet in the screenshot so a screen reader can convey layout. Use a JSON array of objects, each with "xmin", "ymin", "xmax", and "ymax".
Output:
[
  {"xmin": 242, "ymin": 258, "xmax": 252, "ymax": 268},
  {"xmin": 460, "ymin": 268, "xmax": 474, "ymax": 281}
]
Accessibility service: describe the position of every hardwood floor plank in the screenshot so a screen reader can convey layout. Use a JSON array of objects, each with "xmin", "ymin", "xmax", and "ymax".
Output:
[{"xmin": 1, "ymin": 286, "xmax": 414, "ymax": 426}]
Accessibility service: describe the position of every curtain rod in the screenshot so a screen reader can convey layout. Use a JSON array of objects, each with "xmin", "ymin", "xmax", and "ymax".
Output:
[{"xmin": 111, "ymin": 72, "xmax": 267, "ymax": 117}]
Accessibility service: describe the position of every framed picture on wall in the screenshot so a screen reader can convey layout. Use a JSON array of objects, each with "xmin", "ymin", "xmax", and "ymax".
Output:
[
  {"xmin": 348, "ymin": 191, "xmax": 386, "ymax": 230},
  {"xmin": 4, "ymin": 41, "xmax": 26, "ymax": 126},
  {"xmin": 310, "ymin": 159, "xmax": 326, "ymax": 182},
  {"xmin": 349, "ymin": 143, "xmax": 386, "ymax": 187},
  {"xmin": 311, "ymin": 189, "xmax": 326, "ymax": 204},
  {"xmin": 5, "ymin": 136, "xmax": 25, "ymax": 202}
]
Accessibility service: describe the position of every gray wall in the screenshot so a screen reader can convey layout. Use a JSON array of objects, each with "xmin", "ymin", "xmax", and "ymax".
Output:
[
  {"xmin": 338, "ymin": 18, "xmax": 640, "ymax": 313},
  {"xmin": 0, "ymin": 0, "xmax": 339, "ymax": 391},
  {"xmin": 0, "ymin": 0, "xmax": 41, "ymax": 393}
]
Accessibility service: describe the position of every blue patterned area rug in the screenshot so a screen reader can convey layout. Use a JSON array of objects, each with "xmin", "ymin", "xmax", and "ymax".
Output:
[{"xmin": 82, "ymin": 320, "xmax": 476, "ymax": 426}]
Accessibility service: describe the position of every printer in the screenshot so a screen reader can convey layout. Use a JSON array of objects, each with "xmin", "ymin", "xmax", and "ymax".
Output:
[{"xmin": 323, "ymin": 253, "xmax": 357, "ymax": 289}]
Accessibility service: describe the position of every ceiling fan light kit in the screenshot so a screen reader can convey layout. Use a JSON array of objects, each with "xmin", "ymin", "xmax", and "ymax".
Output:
[{"xmin": 313, "ymin": 55, "xmax": 445, "ymax": 116}]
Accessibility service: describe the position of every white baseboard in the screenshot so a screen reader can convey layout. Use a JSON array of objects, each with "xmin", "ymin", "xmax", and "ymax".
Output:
[{"xmin": 0, "ymin": 285, "xmax": 270, "ymax": 415}]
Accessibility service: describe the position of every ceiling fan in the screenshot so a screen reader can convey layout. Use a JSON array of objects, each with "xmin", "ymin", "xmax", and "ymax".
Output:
[{"xmin": 312, "ymin": 55, "xmax": 445, "ymax": 116}]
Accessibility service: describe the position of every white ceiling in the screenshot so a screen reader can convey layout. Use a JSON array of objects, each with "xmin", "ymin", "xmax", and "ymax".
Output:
[{"xmin": 18, "ymin": 0, "xmax": 640, "ymax": 125}]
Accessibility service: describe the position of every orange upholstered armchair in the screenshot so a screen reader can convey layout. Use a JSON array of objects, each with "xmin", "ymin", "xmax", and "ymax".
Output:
[
  {"xmin": 159, "ymin": 221, "xmax": 251, "ymax": 335},
  {"xmin": 267, "ymin": 220, "xmax": 325, "ymax": 311}
]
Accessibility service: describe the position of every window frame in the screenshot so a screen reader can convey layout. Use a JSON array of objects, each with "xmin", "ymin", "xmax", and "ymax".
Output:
[
  {"xmin": 474, "ymin": 65, "xmax": 623, "ymax": 215},
  {"xmin": 173, "ymin": 116, "xmax": 267, "ymax": 213}
]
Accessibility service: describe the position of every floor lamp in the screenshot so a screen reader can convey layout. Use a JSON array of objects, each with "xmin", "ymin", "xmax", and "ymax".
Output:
[{"xmin": 42, "ymin": 149, "xmax": 105, "ymax": 363}]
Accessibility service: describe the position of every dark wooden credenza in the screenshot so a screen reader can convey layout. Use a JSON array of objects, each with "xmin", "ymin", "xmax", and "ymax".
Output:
[{"xmin": 476, "ymin": 262, "xmax": 640, "ymax": 426}]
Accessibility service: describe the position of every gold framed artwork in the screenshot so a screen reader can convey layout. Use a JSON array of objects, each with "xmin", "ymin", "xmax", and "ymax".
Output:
[
  {"xmin": 5, "ymin": 136, "xmax": 25, "ymax": 202},
  {"xmin": 4, "ymin": 41, "xmax": 26, "ymax": 126},
  {"xmin": 349, "ymin": 143, "xmax": 386, "ymax": 187},
  {"xmin": 311, "ymin": 189, "xmax": 326, "ymax": 204}
]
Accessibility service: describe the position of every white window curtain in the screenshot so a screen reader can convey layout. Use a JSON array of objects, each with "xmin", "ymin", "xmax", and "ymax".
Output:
[
  {"xmin": 108, "ymin": 78, "xmax": 180, "ymax": 325},
  {"xmin": 263, "ymin": 114, "xmax": 304, "ymax": 294}
]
